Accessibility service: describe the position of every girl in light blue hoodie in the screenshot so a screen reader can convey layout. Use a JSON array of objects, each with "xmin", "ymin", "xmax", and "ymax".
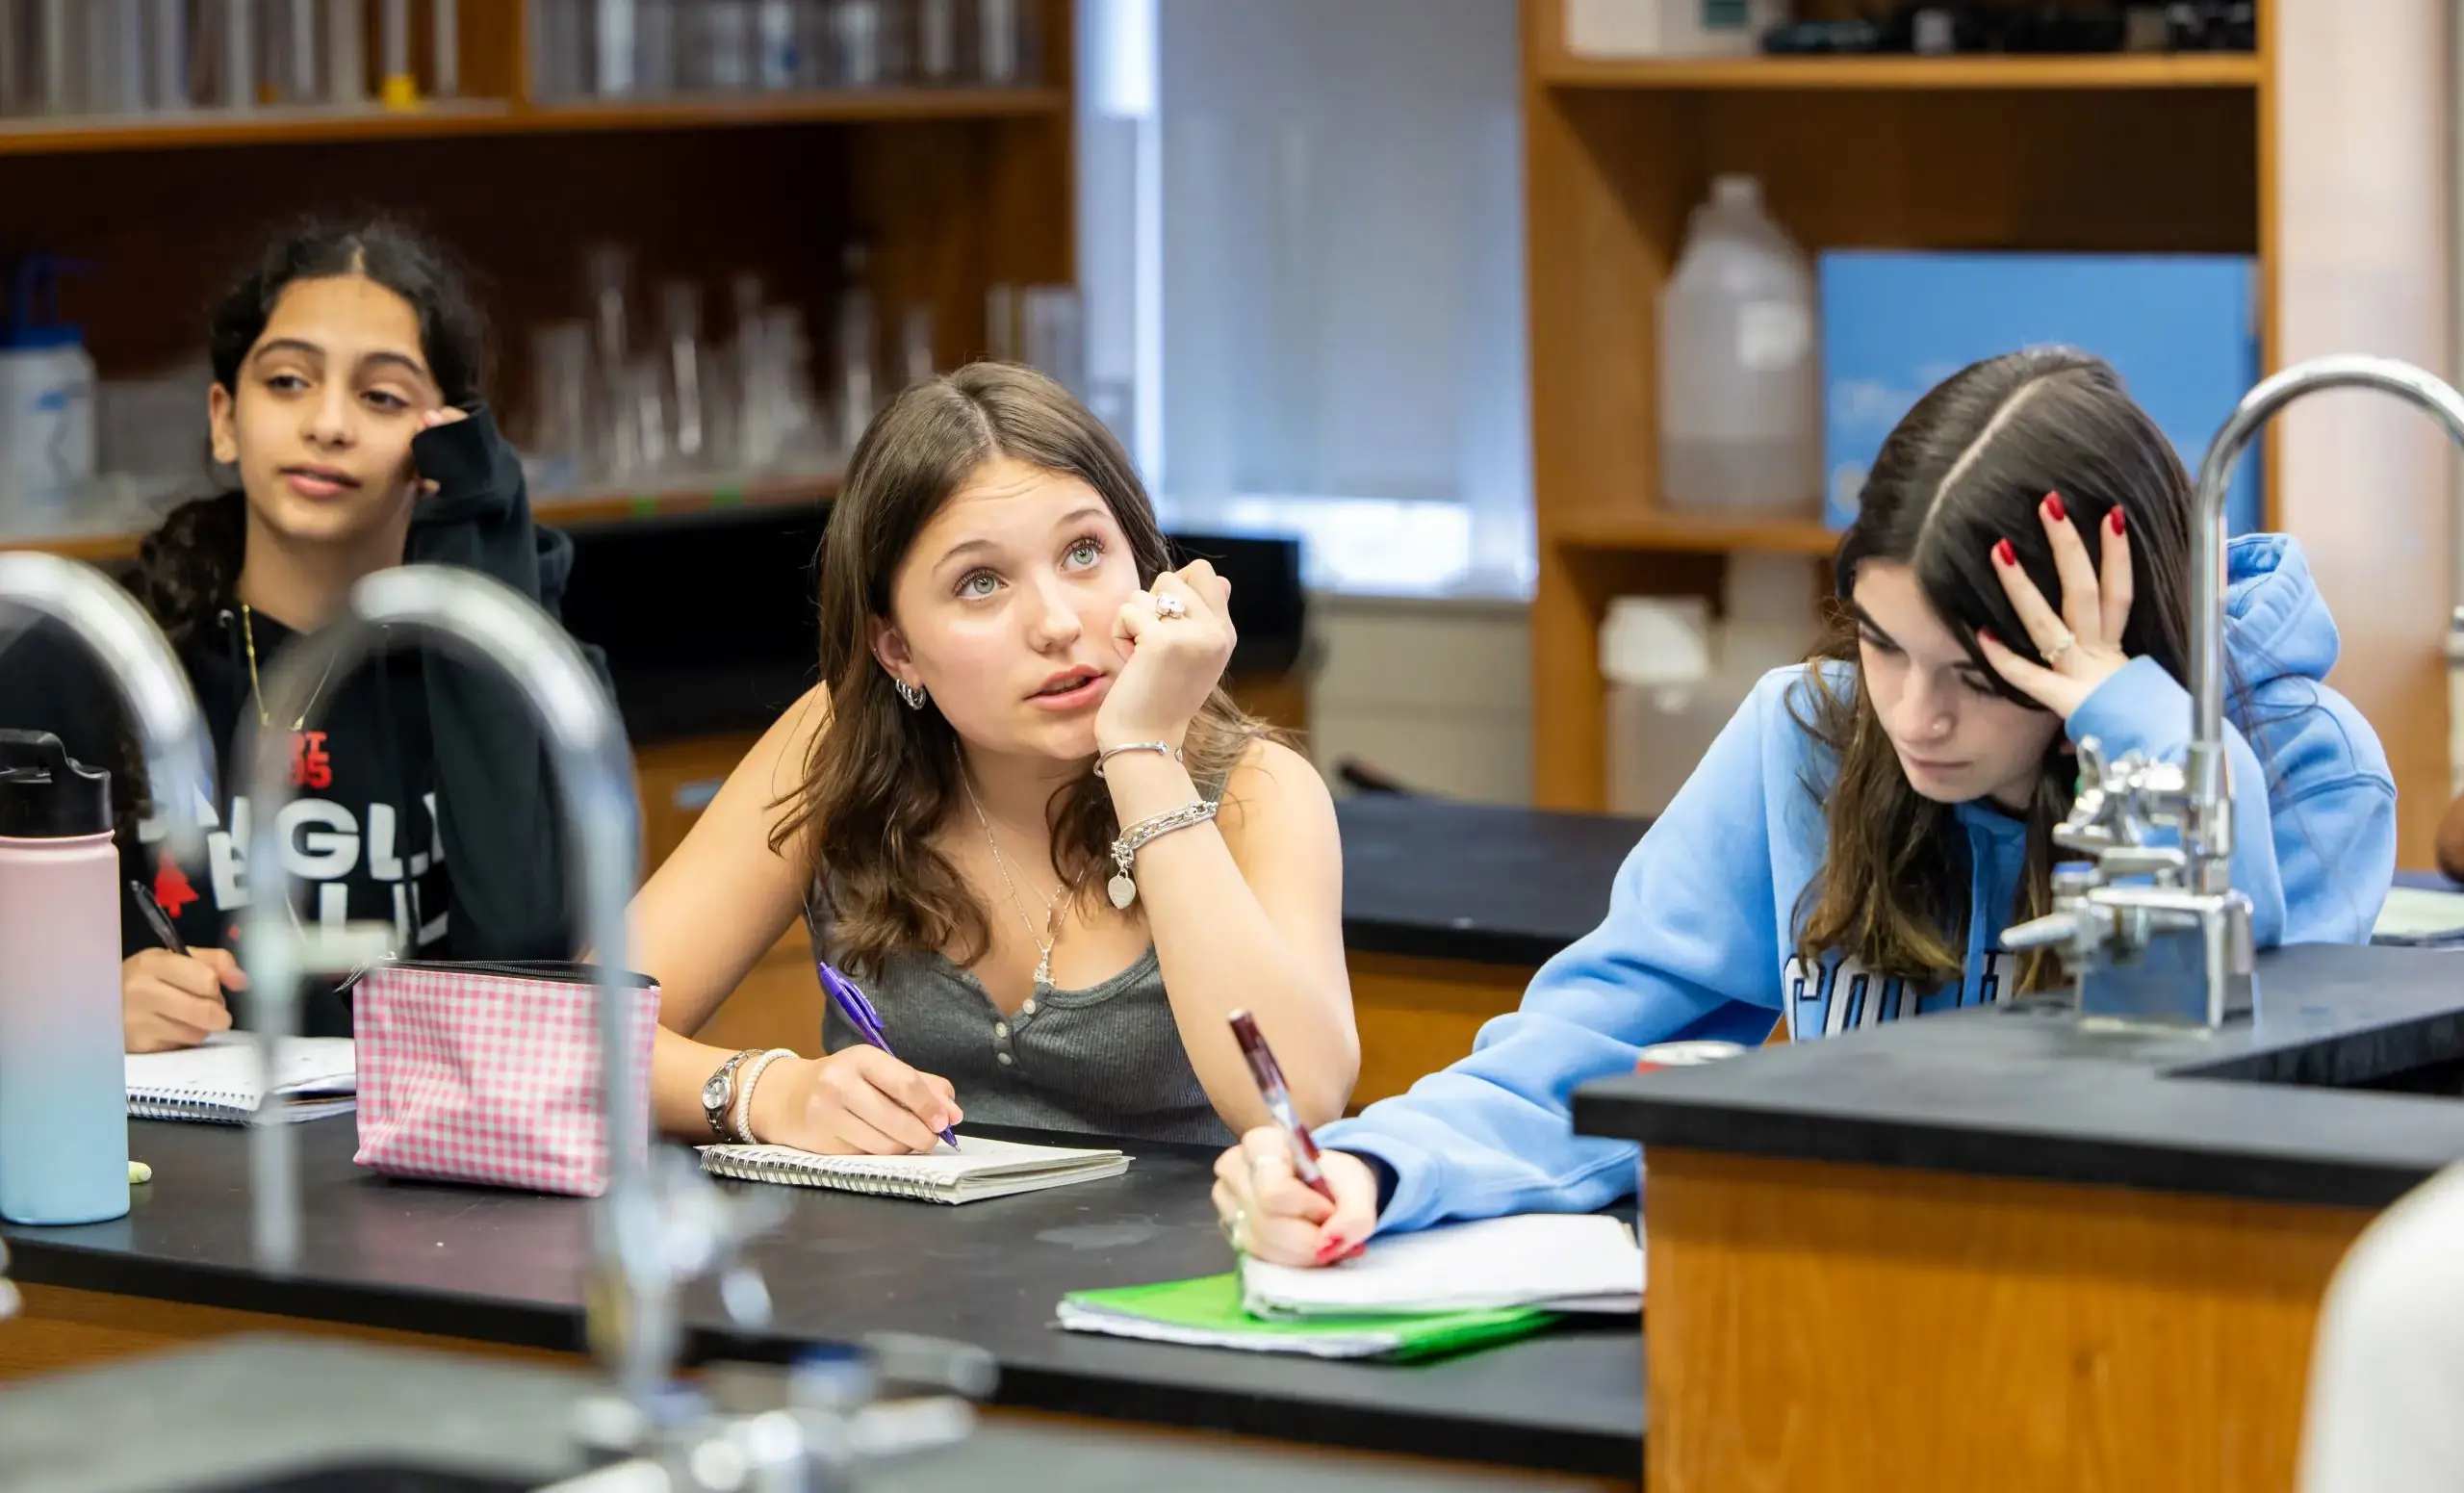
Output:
[{"xmin": 1216, "ymin": 348, "xmax": 2399, "ymax": 1267}]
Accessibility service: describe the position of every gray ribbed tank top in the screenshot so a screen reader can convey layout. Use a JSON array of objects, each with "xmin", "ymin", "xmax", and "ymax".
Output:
[
  {"xmin": 806, "ymin": 923, "xmax": 1232, "ymax": 1146},
  {"xmin": 805, "ymin": 771, "xmax": 1238, "ymax": 1145}
]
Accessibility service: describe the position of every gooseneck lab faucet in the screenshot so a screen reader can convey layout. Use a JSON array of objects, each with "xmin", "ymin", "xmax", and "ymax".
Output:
[
  {"xmin": 2004, "ymin": 355, "xmax": 2464, "ymax": 1027},
  {"xmin": 0, "ymin": 551, "xmax": 214, "ymax": 1322}
]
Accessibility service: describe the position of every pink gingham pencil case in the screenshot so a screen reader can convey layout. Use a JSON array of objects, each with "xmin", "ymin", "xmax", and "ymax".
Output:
[{"xmin": 350, "ymin": 961, "xmax": 659, "ymax": 1197}]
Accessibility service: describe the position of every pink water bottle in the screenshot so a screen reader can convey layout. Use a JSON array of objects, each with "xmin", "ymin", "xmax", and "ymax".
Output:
[{"xmin": 0, "ymin": 730, "xmax": 129, "ymax": 1224}]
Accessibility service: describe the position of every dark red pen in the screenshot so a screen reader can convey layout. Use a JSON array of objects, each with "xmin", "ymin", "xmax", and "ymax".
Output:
[{"xmin": 1228, "ymin": 1010, "xmax": 1336, "ymax": 1203}]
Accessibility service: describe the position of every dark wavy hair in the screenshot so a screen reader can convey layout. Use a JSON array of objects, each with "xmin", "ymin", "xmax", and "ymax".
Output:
[
  {"xmin": 1792, "ymin": 348, "xmax": 2197, "ymax": 993},
  {"xmin": 773, "ymin": 362, "xmax": 1270, "ymax": 973},
  {"xmin": 106, "ymin": 216, "xmax": 485, "ymax": 834}
]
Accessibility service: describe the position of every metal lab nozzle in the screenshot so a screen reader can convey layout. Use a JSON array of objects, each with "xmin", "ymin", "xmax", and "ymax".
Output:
[
  {"xmin": 0, "ymin": 553, "xmax": 213, "ymax": 863},
  {"xmin": 0, "ymin": 552, "xmax": 211, "ymax": 1319},
  {"xmin": 2006, "ymin": 355, "xmax": 2464, "ymax": 1026},
  {"xmin": 236, "ymin": 566, "xmax": 777, "ymax": 1422}
]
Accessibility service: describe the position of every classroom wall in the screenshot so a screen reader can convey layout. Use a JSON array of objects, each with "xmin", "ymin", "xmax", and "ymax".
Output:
[{"xmin": 1307, "ymin": 596, "xmax": 1533, "ymax": 805}]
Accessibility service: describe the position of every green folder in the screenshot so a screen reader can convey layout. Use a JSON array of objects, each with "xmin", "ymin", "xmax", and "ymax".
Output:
[{"xmin": 1056, "ymin": 1272, "xmax": 1558, "ymax": 1362}]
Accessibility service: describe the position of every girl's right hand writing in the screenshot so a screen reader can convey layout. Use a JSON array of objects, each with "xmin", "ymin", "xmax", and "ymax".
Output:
[
  {"xmin": 1212, "ymin": 1127, "xmax": 1379, "ymax": 1268},
  {"xmin": 122, "ymin": 948, "xmax": 246, "ymax": 1054},
  {"xmin": 746, "ymin": 1047, "xmax": 962, "ymax": 1155}
]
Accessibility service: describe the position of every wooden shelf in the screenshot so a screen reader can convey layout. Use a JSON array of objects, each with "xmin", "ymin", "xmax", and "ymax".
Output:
[
  {"xmin": 512, "ymin": 88, "xmax": 1068, "ymax": 134},
  {"xmin": 0, "ymin": 89, "xmax": 1065, "ymax": 157},
  {"xmin": 0, "ymin": 476, "xmax": 838, "ymax": 565},
  {"xmin": 535, "ymin": 476, "xmax": 836, "ymax": 529},
  {"xmin": 1539, "ymin": 51, "xmax": 2263, "ymax": 91},
  {"xmin": 1551, "ymin": 507, "xmax": 1838, "ymax": 557},
  {"xmin": 1519, "ymin": 0, "xmax": 2278, "ymax": 812}
]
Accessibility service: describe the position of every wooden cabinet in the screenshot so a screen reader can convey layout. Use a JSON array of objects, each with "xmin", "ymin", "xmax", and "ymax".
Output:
[
  {"xmin": 1345, "ymin": 952, "xmax": 1533, "ymax": 1112},
  {"xmin": 632, "ymin": 733, "xmax": 814, "ymax": 1052},
  {"xmin": 1643, "ymin": 1148, "xmax": 2373, "ymax": 1492}
]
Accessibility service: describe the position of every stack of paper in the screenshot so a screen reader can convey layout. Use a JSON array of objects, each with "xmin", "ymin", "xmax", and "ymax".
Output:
[
  {"xmin": 1243, "ymin": 1214, "xmax": 1643, "ymax": 1318},
  {"xmin": 125, "ymin": 1034, "xmax": 357, "ymax": 1124},
  {"xmin": 1057, "ymin": 1213, "xmax": 1643, "ymax": 1362},
  {"xmin": 2372, "ymin": 887, "xmax": 2464, "ymax": 946}
]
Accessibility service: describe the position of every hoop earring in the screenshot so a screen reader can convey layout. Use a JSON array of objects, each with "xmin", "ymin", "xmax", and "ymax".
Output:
[{"xmin": 895, "ymin": 678, "xmax": 928, "ymax": 710}]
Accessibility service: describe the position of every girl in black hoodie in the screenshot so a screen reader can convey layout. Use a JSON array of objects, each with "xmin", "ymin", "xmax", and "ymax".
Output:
[{"xmin": 0, "ymin": 216, "xmax": 604, "ymax": 1050}]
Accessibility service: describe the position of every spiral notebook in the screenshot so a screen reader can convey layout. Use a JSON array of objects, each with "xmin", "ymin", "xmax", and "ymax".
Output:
[
  {"xmin": 699, "ymin": 1135, "xmax": 1129, "ymax": 1204},
  {"xmin": 124, "ymin": 1034, "xmax": 358, "ymax": 1124}
]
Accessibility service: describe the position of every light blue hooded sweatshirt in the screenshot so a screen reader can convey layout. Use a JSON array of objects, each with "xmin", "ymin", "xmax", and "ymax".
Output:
[{"xmin": 1317, "ymin": 535, "xmax": 2398, "ymax": 1235}]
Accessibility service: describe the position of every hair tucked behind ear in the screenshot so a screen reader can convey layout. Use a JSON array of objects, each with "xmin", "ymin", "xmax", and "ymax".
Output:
[
  {"xmin": 1792, "ymin": 347, "xmax": 2196, "ymax": 993},
  {"xmin": 103, "ymin": 214, "xmax": 486, "ymax": 841}
]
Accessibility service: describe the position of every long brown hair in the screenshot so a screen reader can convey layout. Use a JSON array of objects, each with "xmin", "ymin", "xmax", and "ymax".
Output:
[
  {"xmin": 1792, "ymin": 348, "xmax": 2195, "ymax": 991},
  {"xmin": 774, "ymin": 362, "xmax": 1269, "ymax": 973}
]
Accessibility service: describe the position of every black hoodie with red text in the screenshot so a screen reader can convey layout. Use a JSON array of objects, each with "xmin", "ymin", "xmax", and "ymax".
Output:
[{"xmin": 0, "ymin": 409, "xmax": 610, "ymax": 1035}]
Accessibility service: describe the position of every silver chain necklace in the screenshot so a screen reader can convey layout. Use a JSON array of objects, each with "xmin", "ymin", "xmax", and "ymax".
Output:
[{"xmin": 962, "ymin": 774, "xmax": 1065, "ymax": 1000}]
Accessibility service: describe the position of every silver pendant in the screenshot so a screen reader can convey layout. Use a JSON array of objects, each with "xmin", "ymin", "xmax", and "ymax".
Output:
[{"xmin": 1107, "ymin": 873, "xmax": 1138, "ymax": 910}]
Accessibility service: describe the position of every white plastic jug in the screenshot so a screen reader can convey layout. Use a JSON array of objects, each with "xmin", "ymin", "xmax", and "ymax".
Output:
[
  {"xmin": 1604, "ymin": 555, "xmax": 1820, "ymax": 817},
  {"xmin": 1567, "ymin": 0, "xmax": 1793, "ymax": 60},
  {"xmin": 1603, "ymin": 596, "xmax": 1723, "ymax": 818},
  {"xmin": 1657, "ymin": 175, "xmax": 1819, "ymax": 512}
]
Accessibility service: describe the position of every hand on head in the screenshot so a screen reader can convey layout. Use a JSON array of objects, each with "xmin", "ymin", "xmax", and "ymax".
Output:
[
  {"xmin": 412, "ymin": 405, "xmax": 470, "ymax": 496},
  {"xmin": 1976, "ymin": 493, "xmax": 2135, "ymax": 720},
  {"xmin": 1096, "ymin": 558, "xmax": 1238, "ymax": 752}
]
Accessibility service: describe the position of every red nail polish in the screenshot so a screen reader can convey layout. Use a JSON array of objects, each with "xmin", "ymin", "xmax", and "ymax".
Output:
[
  {"xmin": 2043, "ymin": 493, "xmax": 2066, "ymax": 524},
  {"xmin": 1979, "ymin": 630, "xmax": 2000, "ymax": 649},
  {"xmin": 1993, "ymin": 539, "xmax": 2016, "ymax": 568},
  {"xmin": 1315, "ymin": 1238, "xmax": 1348, "ymax": 1265},
  {"xmin": 2109, "ymin": 507, "xmax": 2126, "ymax": 535}
]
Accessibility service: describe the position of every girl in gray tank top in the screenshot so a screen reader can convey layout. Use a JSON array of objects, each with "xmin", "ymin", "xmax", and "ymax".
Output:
[
  {"xmin": 629, "ymin": 365, "xmax": 1356, "ymax": 1156},
  {"xmin": 808, "ymin": 884, "xmax": 1230, "ymax": 1146}
]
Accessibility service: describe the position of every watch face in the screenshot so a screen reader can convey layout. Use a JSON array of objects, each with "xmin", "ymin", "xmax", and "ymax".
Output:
[{"xmin": 703, "ymin": 1073, "xmax": 732, "ymax": 1112}]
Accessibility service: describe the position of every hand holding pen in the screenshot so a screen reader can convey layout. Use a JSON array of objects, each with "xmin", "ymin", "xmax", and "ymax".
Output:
[
  {"xmin": 729, "ymin": 959, "xmax": 962, "ymax": 1157},
  {"xmin": 816, "ymin": 960, "xmax": 959, "ymax": 1149},
  {"xmin": 120, "ymin": 880, "xmax": 247, "ymax": 1055},
  {"xmin": 1212, "ymin": 1011, "xmax": 1378, "ymax": 1269}
]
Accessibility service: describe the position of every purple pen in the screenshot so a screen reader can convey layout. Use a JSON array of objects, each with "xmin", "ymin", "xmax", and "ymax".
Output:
[{"xmin": 817, "ymin": 959, "xmax": 960, "ymax": 1148}]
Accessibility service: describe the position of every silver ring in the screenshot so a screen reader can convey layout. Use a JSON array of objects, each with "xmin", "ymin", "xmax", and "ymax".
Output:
[
  {"xmin": 1219, "ymin": 1206, "xmax": 1245, "ymax": 1250},
  {"xmin": 1151, "ymin": 591, "xmax": 1188, "ymax": 619},
  {"xmin": 2043, "ymin": 627, "xmax": 2078, "ymax": 664}
]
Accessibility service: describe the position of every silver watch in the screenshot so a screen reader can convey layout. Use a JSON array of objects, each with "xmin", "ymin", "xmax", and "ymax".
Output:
[{"xmin": 702, "ymin": 1048, "xmax": 764, "ymax": 1140}]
